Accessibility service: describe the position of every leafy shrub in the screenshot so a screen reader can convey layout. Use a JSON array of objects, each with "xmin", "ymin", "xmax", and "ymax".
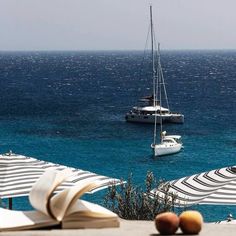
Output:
[{"xmin": 103, "ymin": 171, "xmax": 177, "ymax": 220}]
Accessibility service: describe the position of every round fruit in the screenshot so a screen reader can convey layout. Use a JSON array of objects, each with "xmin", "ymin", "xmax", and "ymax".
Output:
[
  {"xmin": 155, "ymin": 212, "xmax": 179, "ymax": 235},
  {"xmin": 179, "ymin": 210, "xmax": 203, "ymax": 234}
]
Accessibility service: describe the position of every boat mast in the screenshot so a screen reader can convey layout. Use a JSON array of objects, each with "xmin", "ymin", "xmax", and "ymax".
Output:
[
  {"xmin": 150, "ymin": 5, "xmax": 157, "ymax": 146},
  {"xmin": 158, "ymin": 43, "xmax": 163, "ymax": 142},
  {"xmin": 159, "ymin": 56, "xmax": 170, "ymax": 111},
  {"xmin": 150, "ymin": 5, "xmax": 156, "ymax": 107}
]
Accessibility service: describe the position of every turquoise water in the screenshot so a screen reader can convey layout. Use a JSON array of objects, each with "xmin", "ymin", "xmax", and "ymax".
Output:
[{"xmin": 0, "ymin": 51, "xmax": 235, "ymax": 221}]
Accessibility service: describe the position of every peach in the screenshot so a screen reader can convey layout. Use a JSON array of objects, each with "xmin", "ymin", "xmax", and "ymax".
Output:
[
  {"xmin": 179, "ymin": 210, "xmax": 203, "ymax": 234},
  {"xmin": 155, "ymin": 212, "xmax": 179, "ymax": 235}
]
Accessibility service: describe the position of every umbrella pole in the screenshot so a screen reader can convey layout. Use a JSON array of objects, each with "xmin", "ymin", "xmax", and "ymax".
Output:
[
  {"xmin": 7, "ymin": 150, "xmax": 13, "ymax": 209},
  {"xmin": 9, "ymin": 198, "xmax": 13, "ymax": 209}
]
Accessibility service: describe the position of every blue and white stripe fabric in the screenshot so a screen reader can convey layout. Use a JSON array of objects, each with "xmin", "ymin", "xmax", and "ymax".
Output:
[
  {"xmin": 151, "ymin": 166, "xmax": 236, "ymax": 206},
  {"xmin": 0, "ymin": 152, "xmax": 120, "ymax": 198}
]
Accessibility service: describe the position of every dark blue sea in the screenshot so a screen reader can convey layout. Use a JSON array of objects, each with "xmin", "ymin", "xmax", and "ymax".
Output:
[{"xmin": 0, "ymin": 50, "xmax": 235, "ymax": 222}]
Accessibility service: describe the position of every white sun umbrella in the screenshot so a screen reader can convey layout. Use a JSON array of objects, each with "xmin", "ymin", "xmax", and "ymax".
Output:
[
  {"xmin": 0, "ymin": 152, "xmax": 121, "ymax": 200},
  {"xmin": 150, "ymin": 166, "xmax": 236, "ymax": 206}
]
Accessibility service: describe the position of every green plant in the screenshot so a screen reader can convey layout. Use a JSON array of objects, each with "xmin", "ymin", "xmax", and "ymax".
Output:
[{"xmin": 103, "ymin": 171, "xmax": 177, "ymax": 220}]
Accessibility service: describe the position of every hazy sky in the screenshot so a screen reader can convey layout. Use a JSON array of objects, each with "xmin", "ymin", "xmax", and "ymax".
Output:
[{"xmin": 0, "ymin": 0, "xmax": 236, "ymax": 50}]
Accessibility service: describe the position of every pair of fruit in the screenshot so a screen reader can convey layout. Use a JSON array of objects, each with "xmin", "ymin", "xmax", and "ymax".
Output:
[{"xmin": 155, "ymin": 210, "xmax": 203, "ymax": 235}]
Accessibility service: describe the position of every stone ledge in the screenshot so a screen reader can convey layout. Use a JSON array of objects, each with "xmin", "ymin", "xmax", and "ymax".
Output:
[{"xmin": 0, "ymin": 220, "xmax": 235, "ymax": 236}]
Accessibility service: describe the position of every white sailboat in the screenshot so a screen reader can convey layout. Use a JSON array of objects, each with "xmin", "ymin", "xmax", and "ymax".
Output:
[
  {"xmin": 151, "ymin": 45, "xmax": 182, "ymax": 157},
  {"xmin": 125, "ymin": 6, "xmax": 184, "ymax": 124},
  {"xmin": 148, "ymin": 7, "xmax": 182, "ymax": 157}
]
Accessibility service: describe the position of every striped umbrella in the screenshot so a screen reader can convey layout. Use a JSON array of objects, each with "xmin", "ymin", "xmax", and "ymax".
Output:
[
  {"xmin": 0, "ymin": 152, "xmax": 121, "ymax": 199},
  {"xmin": 150, "ymin": 166, "xmax": 236, "ymax": 206}
]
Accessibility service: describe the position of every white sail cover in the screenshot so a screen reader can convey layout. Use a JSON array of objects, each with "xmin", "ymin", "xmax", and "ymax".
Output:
[
  {"xmin": 0, "ymin": 152, "xmax": 121, "ymax": 198},
  {"xmin": 151, "ymin": 166, "xmax": 236, "ymax": 206}
]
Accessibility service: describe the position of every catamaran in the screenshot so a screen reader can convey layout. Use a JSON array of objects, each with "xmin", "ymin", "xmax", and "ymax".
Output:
[{"xmin": 125, "ymin": 7, "xmax": 184, "ymax": 125}]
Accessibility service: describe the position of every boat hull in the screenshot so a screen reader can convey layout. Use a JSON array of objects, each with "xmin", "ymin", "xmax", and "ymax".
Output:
[
  {"xmin": 125, "ymin": 113, "xmax": 184, "ymax": 124},
  {"xmin": 151, "ymin": 143, "xmax": 182, "ymax": 156}
]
